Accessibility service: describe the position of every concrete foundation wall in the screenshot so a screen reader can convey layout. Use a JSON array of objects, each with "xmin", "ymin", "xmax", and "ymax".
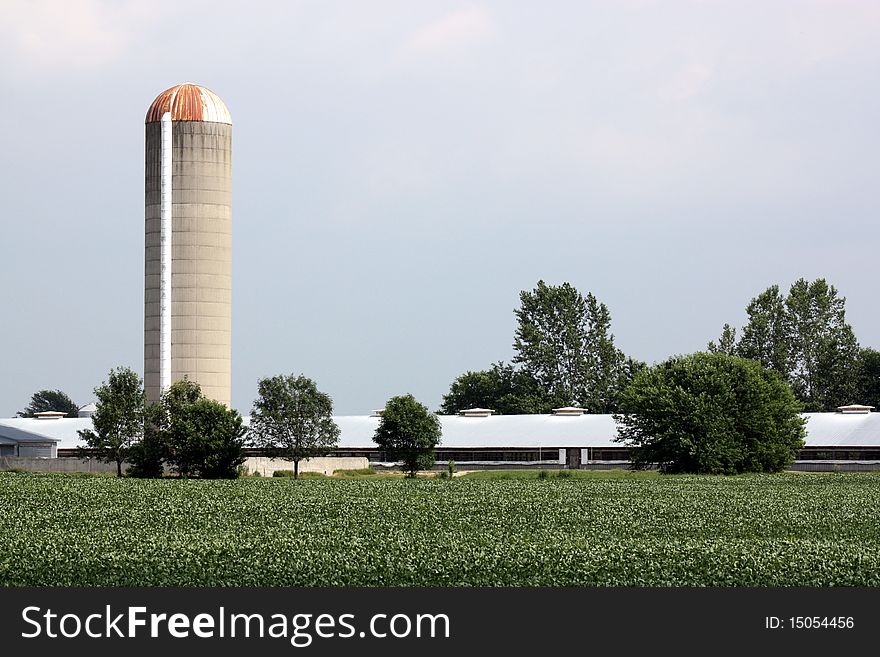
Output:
[
  {"xmin": 787, "ymin": 461, "xmax": 880, "ymax": 472},
  {"xmin": 0, "ymin": 457, "xmax": 122, "ymax": 474},
  {"xmin": 145, "ymin": 120, "xmax": 232, "ymax": 406},
  {"xmin": 244, "ymin": 456, "xmax": 370, "ymax": 477}
]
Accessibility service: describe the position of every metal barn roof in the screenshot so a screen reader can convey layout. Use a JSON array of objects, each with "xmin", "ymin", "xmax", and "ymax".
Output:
[
  {"xmin": 3, "ymin": 412, "xmax": 880, "ymax": 451},
  {"xmin": 0, "ymin": 420, "xmax": 69, "ymax": 444},
  {"xmin": 797, "ymin": 412, "xmax": 880, "ymax": 447}
]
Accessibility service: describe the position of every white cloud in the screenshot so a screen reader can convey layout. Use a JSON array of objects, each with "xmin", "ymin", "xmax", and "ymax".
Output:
[
  {"xmin": 0, "ymin": 0, "xmax": 159, "ymax": 76},
  {"xmin": 405, "ymin": 5, "xmax": 494, "ymax": 53},
  {"xmin": 659, "ymin": 61, "xmax": 714, "ymax": 103}
]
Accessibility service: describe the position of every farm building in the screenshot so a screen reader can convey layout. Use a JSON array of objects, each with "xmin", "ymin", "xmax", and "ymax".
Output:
[{"xmin": 1, "ymin": 405, "xmax": 880, "ymax": 470}]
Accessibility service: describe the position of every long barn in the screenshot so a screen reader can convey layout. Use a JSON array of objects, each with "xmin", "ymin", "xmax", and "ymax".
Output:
[{"xmin": 1, "ymin": 405, "xmax": 879, "ymax": 470}]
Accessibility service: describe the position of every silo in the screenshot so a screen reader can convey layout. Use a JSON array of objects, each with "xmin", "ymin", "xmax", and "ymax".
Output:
[{"xmin": 144, "ymin": 83, "xmax": 232, "ymax": 406}]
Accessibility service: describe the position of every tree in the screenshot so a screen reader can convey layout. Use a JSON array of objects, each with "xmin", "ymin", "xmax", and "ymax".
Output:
[
  {"xmin": 439, "ymin": 362, "xmax": 550, "ymax": 415},
  {"xmin": 127, "ymin": 402, "xmax": 167, "ymax": 478},
  {"xmin": 714, "ymin": 278, "xmax": 862, "ymax": 411},
  {"xmin": 373, "ymin": 394, "xmax": 442, "ymax": 477},
  {"xmin": 173, "ymin": 398, "xmax": 247, "ymax": 479},
  {"xmin": 737, "ymin": 285, "xmax": 789, "ymax": 375},
  {"xmin": 856, "ymin": 348, "xmax": 880, "ymax": 410},
  {"xmin": 513, "ymin": 281, "xmax": 635, "ymax": 413},
  {"xmin": 785, "ymin": 278, "xmax": 860, "ymax": 411},
  {"xmin": 18, "ymin": 389, "xmax": 79, "ymax": 418},
  {"xmin": 513, "ymin": 281, "xmax": 588, "ymax": 406},
  {"xmin": 249, "ymin": 374, "xmax": 340, "ymax": 479},
  {"xmin": 77, "ymin": 367, "xmax": 146, "ymax": 477},
  {"xmin": 581, "ymin": 293, "xmax": 631, "ymax": 413},
  {"xmin": 159, "ymin": 379, "xmax": 246, "ymax": 478},
  {"xmin": 707, "ymin": 324, "xmax": 737, "ymax": 356},
  {"xmin": 154, "ymin": 379, "xmax": 203, "ymax": 477},
  {"xmin": 615, "ymin": 352, "xmax": 806, "ymax": 474}
]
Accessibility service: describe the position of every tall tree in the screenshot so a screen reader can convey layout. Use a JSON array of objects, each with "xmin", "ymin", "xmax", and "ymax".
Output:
[
  {"xmin": 714, "ymin": 278, "xmax": 862, "ymax": 411},
  {"xmin": 513, "ymin": 281, "xmax": 587, "ymax": 406},
  {"xmin": 513, "ymin": 281, "xmax": 633, "ymax": 412},
  {"xmin": 18, "ymin": 389, "xmax": 79, "ymax": 418},
  {"xmin": 77, "ymin": 367, "xmax": 145, "ymax": 477},
  {"xmin": 785, "ymin": 278, "xmax": 860, "ymax": 411},
  {"xmin": 582, "ymin": 293, "xmax": 629, "ymax": 413},
  {"xmin": 439, "ymin": 362, "xmax": 549, "ymax": 415},
  {"xmin": 856, "ymin": 347, "xmax": 880, "ymax": 410},
  {"xmin": 249, "ymin": 374, "xmax": 340, "ymax": 479},
  {"xmin": 707, "ymin": 324, "xmax": 737, "ymax": 356},
  {"xmin": 737, "ymin": 285, "xmax": 789, "ymax": 375},
  {"xmin": 374, "ymin": 394, "xmax": 442, "ymax": 477}
]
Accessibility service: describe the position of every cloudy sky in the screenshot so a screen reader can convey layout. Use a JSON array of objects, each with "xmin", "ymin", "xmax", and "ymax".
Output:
[{"xmin": 1, "ymin": 0, "xmax": 878, "ymax": 416}]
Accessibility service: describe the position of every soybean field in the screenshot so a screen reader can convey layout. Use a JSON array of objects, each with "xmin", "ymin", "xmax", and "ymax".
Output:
[{"xmin": 1, "ymin": 471, "xmax": 879, "ymax": 586}]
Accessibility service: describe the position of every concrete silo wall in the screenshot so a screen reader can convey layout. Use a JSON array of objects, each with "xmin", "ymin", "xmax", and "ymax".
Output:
[{"xmin": 145, "ymin": 121, "xmax": 232, "ymax": 406}]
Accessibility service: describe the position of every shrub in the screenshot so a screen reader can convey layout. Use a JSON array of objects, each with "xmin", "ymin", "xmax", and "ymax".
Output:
[
  {"xmin": 333, "ymin": 468, "xmax": 379, "ymax": 477},
  {"xmin": 615, "ymin": 352, "xmax": 806, "ymax": 474}
]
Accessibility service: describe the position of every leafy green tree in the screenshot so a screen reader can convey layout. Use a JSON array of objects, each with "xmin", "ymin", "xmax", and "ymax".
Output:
[
  {"xmin": 856, "ymin": 347, "xmax": 880, "ymax": 410},
  {"xmin": 373, "ymin": 394, "xmax": 442, "ymax": 477},
  {"xmin": 615, "ymin": 352, "xmax": 805, "ymax": 474},
  {"xmin": 161, "ymin": 378, "xmax": 204, "ymax": 419},
  {"xmin": 715, "ymin": 278, "xmax": 862, "ymax": 411},
  {"xmin": 439, "ymin": 362, "xmax": 550, "ymax": 415},
  {"xmin": 176, "ymin": 399, "xmax": 247, "ymax": 479},
  {"xmin": 249, "ymin": 374, "xmax": 340, "ymax": 479},
  {"xmin": 707, "ymin": 323, "xmax": 737, "ymax": 355},
  {"xmin": 513, "ymin": 281, "xmax": 587, "ymax": 406},
  {"xmin": 512, "ymin": 280, "xmax": 634, "ymax": 412},
  {"xmin": 785, "ymin": 278, "xmax": 860, "ymax": 411},
  {"xmin": 18, "ymin": 389, "xmax": 79, "ymax": 418},
  {"xmin": 158, "ymin": 379, "xmax": 246, "ymax": 478},
  {"xmin": 77, "ymin": 367, "xmax": 145, "ymax": 477},
  {"xmin": 127, "ymin": 403, "xmax": 167, "ymax": 478},
  {"xmin": 582, "ymin": 293, "xmax": 633, "ymax": 413},
  {"xmin": 737, "ymin": 285, "xmax": 789, "ymax": 375},
  {"xmin": 153, "ymin": 379, "xmax": 204, "ymax": 477}
]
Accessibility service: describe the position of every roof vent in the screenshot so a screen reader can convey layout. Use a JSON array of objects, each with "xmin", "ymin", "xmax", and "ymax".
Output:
[
  {"xmin": 33, "ymin": 410, "xmax": 66, "ymax": 420},
  {"xmin": 459, "ymin": 408, "xmax": 495, "ymax": 418},
  {"xmin": 836, "ymin": 404, "xmax": 874, "ymax": 414},
  {"xmin": 552, "ymin": 407, "xmax": 587, "ymax": 416}
]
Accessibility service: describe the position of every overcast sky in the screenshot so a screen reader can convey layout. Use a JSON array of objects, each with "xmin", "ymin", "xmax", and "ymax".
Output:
[{"xmin": 1, "ymin": 0, "xmax": 879, "ymax": 416}]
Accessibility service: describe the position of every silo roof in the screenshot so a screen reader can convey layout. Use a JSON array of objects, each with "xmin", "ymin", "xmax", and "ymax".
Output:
[{"xmin": 146, "ymin": 83, "xmax": 231, "ymax": 125}]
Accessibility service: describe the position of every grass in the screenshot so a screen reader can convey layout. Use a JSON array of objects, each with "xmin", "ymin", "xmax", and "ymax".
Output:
[
  {"xmin": 271, "ymin": 470, "xmax": 328, "ymax": 479},
  {"xmin": 1, "ymin": 470, "xmax": 879, "ymax": 586},
  {"xmin": 331, "ymin": 467, "xmax": 394, "ymax": 478},
  {"xmin": 458, "ymin": 468, "xmax": 661, "ymax": 481}
]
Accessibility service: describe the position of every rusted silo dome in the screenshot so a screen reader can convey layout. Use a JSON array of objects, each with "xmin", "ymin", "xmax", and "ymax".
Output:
[{"xmin": 145, "ymin": 83, "xmax": 231, "ymax": 124}]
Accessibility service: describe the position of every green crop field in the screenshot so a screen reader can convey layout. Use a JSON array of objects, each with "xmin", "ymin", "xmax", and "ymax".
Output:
[{"xmin": 1, "ymin": 471, "xmax": 879, "ymax": 586}]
